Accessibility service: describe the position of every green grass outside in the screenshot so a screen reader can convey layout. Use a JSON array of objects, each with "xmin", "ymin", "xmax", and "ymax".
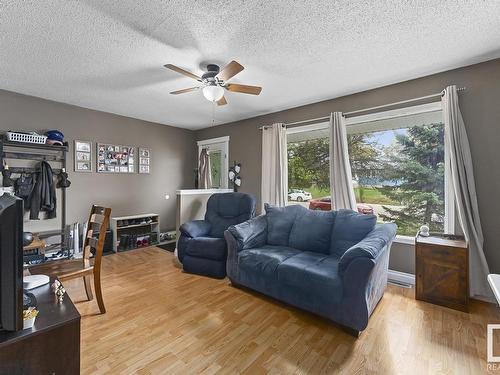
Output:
[{"xmin": 293, "ymin": 186, "xmax": 398, "ymax": 205}]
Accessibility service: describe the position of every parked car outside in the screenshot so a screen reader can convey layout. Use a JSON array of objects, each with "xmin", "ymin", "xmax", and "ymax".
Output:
[
  {"xmin": 308, "ymin": 196, "xmax": 374, "ymax": 215},
  {"xmin": 288, "ymin": 189, "xmax": 312, "ymax": 202}
]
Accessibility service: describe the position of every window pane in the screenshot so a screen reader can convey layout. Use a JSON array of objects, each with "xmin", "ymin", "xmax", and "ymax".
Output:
[
  {"xmin": 209, "ymin": 151, "xmax": 222, "ymax": 188},
  {"xmin": 348, "ymin": 114, "xmax": 445, "ymax": 236},
  {"xmin": 287, "ymin": 128, "xmax": 330, "ymax": 209}
]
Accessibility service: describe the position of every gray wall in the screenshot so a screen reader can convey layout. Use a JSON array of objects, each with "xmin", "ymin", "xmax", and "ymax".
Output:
[
  {"xmin": 0, "ymin": 89, "xmax": 196, "ymax": 232},
  {"xmin": 195, "ymin": 58, "xmax": 500, "ymax": 275}
]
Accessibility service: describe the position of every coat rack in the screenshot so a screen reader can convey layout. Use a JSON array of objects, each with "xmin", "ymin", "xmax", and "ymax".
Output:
[{"xmin": 0, "ymin": 136, "xmax": 69, "ymax": 258}]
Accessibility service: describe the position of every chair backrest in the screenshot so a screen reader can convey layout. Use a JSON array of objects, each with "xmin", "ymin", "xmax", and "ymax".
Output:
[
  {"xmin": 205, "ymin": 193, "xmax": 256, "ymax": 238},
  {"xmin": 82, "ymin": 205, "xmax": 111, "ymax": 271}
]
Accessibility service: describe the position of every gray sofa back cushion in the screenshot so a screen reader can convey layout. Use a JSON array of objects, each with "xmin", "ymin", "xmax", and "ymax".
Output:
[
  {"xmin": 264, "ymin": 204, "xmax": 302, "ymax": 246},
  {"xmin": 288, "ymin": 208, "xmax": 336, "ymax": 254},
  {"xmin": 330, "ymin": 209, "xmax": 377, "ymax": 257}
]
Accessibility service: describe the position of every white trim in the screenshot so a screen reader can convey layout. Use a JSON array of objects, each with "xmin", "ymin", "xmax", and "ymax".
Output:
[
  {"xmin": 345, "ymin": 102, "xmax": 442, "ymax": 125},
  {"xmin": 286, "ymin": 121, "xmax": 329, "ymax": 134},
  {"xmin": 388, "ymin": 269, "xmax": 415, "ymax": 285},
  {"xmin": 176, "ymin": 188, "xmax": 233, "ymax": 196},
  {"xmin": 393, "ymin": 235, "xmax": 415, "ymax": 245},
  {"xmin": 197, "ymin": 136, "xmax": 229, "ymax": 147}
]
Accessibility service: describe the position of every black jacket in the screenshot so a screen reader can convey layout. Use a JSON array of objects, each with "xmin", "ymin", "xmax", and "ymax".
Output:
[{"xmin": 29, "ymin": 161, "xmax": 56, "ymax": 220}]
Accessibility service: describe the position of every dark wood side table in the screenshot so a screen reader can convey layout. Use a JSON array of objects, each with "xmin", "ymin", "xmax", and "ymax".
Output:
[
  {"xmin": 415, "ymin": 233, "xmax": 469, "ymax": 312},
  {"xmin": 0, "ymin": 279, "xmax": 81, "ymax": 375}
]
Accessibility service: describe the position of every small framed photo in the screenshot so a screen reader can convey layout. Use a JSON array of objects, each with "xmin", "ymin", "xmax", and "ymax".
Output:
[
  {"xmin": 138, "ymin": 148, "xmax": 150, "ymax": 174},
  {"xmin": 74, "ymin": 140, "xmax": 92, "ymax": 172}
]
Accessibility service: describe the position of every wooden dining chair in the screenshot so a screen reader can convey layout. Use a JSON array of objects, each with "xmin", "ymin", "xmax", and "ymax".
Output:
[{"xmin": 30, "ymin": 205, "xmax": 112, "ymax": 314}]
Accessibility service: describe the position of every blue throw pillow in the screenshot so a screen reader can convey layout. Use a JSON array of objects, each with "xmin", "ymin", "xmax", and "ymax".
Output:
[
  {"xmin": 264, "ymin": 204, "xmax": 303, "ymax": 246},
  {"xmin": 288, "ymin": 209, "xmax": 336, "ymax": 254},
  {"xmin": 330, "ymin": 209, "xmax": 377, "ymax": 257}
]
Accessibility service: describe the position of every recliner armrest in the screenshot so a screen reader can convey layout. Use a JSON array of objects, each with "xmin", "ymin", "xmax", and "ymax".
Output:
[
  {"xmin": 339, "ymin": 223, "xmax": 396, "ymax": 272},
  {"xmin": 226, "ymin": 215, "xmax": 268, "ymax": 252},
  {"xmin": 179, "ymin": 220, "xmax": 212, "ymax": 238}
]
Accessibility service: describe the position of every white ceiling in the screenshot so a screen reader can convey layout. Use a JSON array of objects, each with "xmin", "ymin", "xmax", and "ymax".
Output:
[{"xmin": 0, "ymin": 1, "xmax": 499, "ymax": 130}]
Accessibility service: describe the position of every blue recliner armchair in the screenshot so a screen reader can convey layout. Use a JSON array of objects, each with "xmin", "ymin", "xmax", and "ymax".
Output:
[
  {"xmin": 224, "ymin": 203, "xmax": 397, "ymax": 334},
  {"xmin": 177, "ymin": 192, "xmax": 256, "ymax": 279}
]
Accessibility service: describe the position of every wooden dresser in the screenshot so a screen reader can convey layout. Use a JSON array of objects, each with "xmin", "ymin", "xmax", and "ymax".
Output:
[
  {"xmin": 415, "ymin": 233, "xmax": 469, "ymax": 312},
  {"xmin": 0, "ymin": 279, "xmax": 80, "ymax": 374}
]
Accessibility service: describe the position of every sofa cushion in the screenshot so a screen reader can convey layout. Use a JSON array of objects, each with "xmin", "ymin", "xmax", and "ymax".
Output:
[
  {"xmin": 186, "ymin": 237, "xmax": 227, "ymax": 261},
  {"xmin": 277, "ymin": 252, "xmax": 343, "ymax": 304},
  {"xmin": 206, "ymin": 193, "xmax": 256, "ymax": 238},
  {"xmin": 238, "ymin": 245, "xmax": 300, "ymax": 278},
  {"xmin": 264, "ymin": 204, "xmax": 303, "ymax": 246},
  {"xmin": 330, "ymin": 209, "xmax": 377, "ymax": 257},
  {"xmin": 289, "ymin": 209, "xmax": 336, "ymax": 254}
]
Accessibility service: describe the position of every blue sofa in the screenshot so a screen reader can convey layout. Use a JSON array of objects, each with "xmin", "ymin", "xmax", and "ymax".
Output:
[
  {"xmin": 178, "ymin": 192, "xmax": 256, "ymax": 279},
  {"xmin": 224, "ymin": 204, "xmax": 396, "ymax": 334}
]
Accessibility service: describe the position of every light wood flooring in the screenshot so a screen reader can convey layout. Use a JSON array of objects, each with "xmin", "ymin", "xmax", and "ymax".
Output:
[{"xmin": 62, "ymin": 247, "xmax": 500, "ymax": 374}]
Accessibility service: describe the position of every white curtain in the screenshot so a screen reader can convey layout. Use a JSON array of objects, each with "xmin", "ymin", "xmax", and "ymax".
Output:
[
  {"xmin": 442, "ymin": 85, "xmax": 490, "ymax": 298},
  {"xmin": 198, "ymin": 148, "xmax": 212, "ymax": 189},
  {"xmin": 261, "ymin": 123, "xmax": 288, "ymax": 211},
  {"xmin": 329, "ymin": 112, "xmax": 357, "ymax": 211}
]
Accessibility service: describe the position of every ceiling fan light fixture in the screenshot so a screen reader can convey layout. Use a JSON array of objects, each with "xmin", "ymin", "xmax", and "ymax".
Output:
[{"xmin": 202, "ymin": 85, "xmax": 224, "ymax": 102}]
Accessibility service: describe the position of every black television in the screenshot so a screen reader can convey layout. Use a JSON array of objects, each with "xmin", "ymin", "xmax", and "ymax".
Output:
[{"xmin": 0, "ymin": 193, "xmax": 23, "ymax": 332}]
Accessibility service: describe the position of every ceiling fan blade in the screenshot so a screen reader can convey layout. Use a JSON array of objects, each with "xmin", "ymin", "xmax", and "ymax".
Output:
[
  {"xmin": 226, "ymin": 83, "xmax": 262, "ymax": 95},
  {"xmin": 169, "ymin": 87, "xmax": 201, "ymax": 95},
  {"xmin": 217, "ymin": 96, "xmax": 228, "ymax": 106},
  {"xmin": 164, "ymin": 64, "xmax": 201, "ymax": 81},
  {"xmin": 216, "ymin": 60, "xmax": 244, "ymax": 81}
]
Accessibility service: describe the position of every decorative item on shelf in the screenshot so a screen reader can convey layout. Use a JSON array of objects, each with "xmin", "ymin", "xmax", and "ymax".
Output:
[
  {"xmin": 97, "ymin": 143, "xmax": 136, "ymax": 173},
  {"xmin": 74, "ymin": 140, "xmax": 92, "ymax": 172},
  {"xmin": 419, "ymin": 224, "xmax": 430, "ymax": 237},
  {"xmin": 45, "ymin": 130, "xmax": 64, "ymax": 146},
  {"xmin": 228, "ymin": 161, "xmax": 242, "ymax": 192},
  {"xmin": 139, "ymin": 147, "xmax": 150, "ymax": 174},
  {"xmin": 55, "ymin": 284, "xmax": 66, "ymax": 303},
  {"xmin": 23, "ymin": 307, "xmax": 39, "ymax": 330}
]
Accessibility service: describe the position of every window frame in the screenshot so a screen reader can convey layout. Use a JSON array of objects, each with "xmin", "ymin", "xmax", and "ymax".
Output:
[
  {"xmin": 197, "ymin": 136, "xmax": 229, "ymax": 189},
  {"xmin": 285, "ymin": 102, "xmax": 455, "ymax": 244}
]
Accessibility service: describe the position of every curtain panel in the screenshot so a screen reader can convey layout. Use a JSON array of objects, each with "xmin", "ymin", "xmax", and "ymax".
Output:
[
  {"xmin": 442, "ymin": 85, "xmax": 490, "ymax": 298},
  {"xmin": 329, "ymin": 112, "xmax": 357, "ymax": 211},
  {"xmin": 261, "ymin": 123, "xmax": 288, "ymax": 211},
  {"xmin": 198, "ymin": 148, "xmax": 212, "ymax": 189}
]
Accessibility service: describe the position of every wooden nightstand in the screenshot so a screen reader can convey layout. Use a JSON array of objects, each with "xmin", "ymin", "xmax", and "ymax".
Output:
[{"xmin": 415, "ymin": 233, "xmax": 469, "ymax": 312}]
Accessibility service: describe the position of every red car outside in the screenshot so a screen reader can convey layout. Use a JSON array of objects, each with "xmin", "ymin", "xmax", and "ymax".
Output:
[{"xmin": 308, "ymin": 197, "xmax": 374, "ymax": 215}]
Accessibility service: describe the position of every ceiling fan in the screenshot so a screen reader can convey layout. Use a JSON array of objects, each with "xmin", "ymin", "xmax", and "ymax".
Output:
[{"xmin": 164, "ymin": 60, "xmax": 262, "ymax": 106}]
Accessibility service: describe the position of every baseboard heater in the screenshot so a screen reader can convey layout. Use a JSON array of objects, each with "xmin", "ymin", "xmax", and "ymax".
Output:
[{"xmin": 387, "ymin": 269, "xmax": 415, "ymax": 288}]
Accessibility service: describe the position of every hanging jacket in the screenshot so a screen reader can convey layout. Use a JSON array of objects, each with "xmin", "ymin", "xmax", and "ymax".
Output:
[{"xmin": 29, "ymin": 161, "xmax": 56, "ymax": 220}]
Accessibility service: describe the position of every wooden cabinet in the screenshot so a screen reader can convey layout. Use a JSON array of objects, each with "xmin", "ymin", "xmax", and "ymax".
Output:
[
  {"xmin": 415, "ymin": 234, "xmax": 469, "ymax": 312},
  {"xmin": 0, "ymin": 279, "xmax": 80, "ymax": 374}
]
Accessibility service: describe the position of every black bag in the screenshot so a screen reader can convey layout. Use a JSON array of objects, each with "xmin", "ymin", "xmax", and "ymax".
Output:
[{"xmin": 15, "ymin": 174, "xmax": 35, "ymax": 200}]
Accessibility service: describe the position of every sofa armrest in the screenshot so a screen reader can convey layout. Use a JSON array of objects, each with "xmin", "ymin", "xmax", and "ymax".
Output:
[
  {"xmin": 226, "ymin": 215, "xmax": 268, "ymax": 252},
  {"xmin": 179, "ymin": 220, "xmax": 212, "ymax": 238},
  {"xmin": 339, "ymin": 223, "xmax": 396, "ymax": 272}
]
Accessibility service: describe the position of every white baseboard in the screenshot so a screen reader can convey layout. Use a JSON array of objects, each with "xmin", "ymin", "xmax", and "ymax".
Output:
[{"xmin": 388, "ymin": 269, "xmax": 415, "ymax": 286}]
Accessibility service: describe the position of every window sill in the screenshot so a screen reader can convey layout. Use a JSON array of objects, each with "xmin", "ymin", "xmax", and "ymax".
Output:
[{"xmin": 393, "ymin": 235, "xmax": 415, "ymax": 245}]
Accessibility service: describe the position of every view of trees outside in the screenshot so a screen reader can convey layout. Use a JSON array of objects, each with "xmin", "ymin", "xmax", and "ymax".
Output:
[{"xmin": 287, "ymin": 122, "xmax": 445, "ymax": 236}]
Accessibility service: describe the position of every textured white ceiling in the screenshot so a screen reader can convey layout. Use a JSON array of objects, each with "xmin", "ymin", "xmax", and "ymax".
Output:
[{"xmin": 0, "ymin": 1, "xmax": 499, "ymax": 130}]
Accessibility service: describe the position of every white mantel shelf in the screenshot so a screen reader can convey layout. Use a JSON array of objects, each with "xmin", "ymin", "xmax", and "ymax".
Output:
[{"xmin": 176, "ymin": 189, "xmax": 233, "ymax": 196}]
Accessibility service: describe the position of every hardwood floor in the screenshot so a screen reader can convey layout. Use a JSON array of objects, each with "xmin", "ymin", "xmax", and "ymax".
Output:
[{"xmin": 63, "ymin": 247, "xmax": 500, "ymax": 374}]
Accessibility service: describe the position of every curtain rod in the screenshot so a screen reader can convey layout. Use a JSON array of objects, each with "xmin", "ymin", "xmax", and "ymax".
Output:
[{"xmin": 259, "ymin": 86, "xmax": 466, "ymax": 130}]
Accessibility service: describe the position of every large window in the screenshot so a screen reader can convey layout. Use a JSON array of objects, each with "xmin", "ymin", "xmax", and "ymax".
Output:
[
  {"xmin": 286, "ymin": 102, "xmax": 453, "ymax": 239},
  {"xmin": 197, "ymin": 136, "xmax": 229, "ymax": 189}
]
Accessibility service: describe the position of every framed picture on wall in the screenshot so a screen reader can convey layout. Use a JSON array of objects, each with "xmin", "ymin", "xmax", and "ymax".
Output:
[
  {"xmin": 74, "ymin": 140, "xmax": 92, "ymax": 172},
  {"xmin": 97, "ymin": 143, "xmax": 136, "ymax": 173},
  {"xmin": 138, "ymin": 147, "xmax": 150, "ymax": 174}
]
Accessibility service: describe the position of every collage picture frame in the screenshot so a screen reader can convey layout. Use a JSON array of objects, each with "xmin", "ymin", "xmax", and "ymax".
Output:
[{"xmin": 74, "ymin": 140, "xmax": 92, "ymax": 172}]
